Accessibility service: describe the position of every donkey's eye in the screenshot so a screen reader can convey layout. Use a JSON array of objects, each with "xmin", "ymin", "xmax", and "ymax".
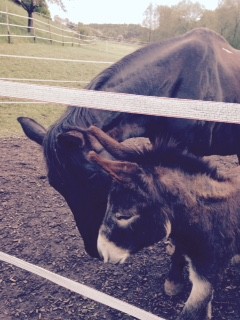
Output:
[
  {"xmin": 115, "ymin": 212, "xmax": 139, "ymax": 228},
  {"xmin": 115, "ymin": 212, "xmax": 132, "ymax": 221}
]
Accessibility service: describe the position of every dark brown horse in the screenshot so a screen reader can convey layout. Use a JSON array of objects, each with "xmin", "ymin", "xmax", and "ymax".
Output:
[{"xmin": 18, "ymin": 28, "xmax": 240, "ymax": 257}]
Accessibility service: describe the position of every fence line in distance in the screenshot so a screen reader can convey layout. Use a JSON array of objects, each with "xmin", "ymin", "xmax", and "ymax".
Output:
[{"xmin": 0, "ymin": 54, "xmax": 114, "ymax": 64}]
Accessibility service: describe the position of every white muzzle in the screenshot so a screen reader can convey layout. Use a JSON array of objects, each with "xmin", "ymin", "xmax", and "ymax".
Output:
[{"xmin": 97, "ymin": 233, "xmax": 130, "ymax": 264}]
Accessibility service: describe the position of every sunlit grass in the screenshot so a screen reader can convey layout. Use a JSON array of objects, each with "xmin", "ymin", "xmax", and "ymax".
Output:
[
  {"xmin": 0, "ymin": 41, "xmax": 138, "ymax": 137},
  {"xmin": 0, "ymin": 101, "xmax": 66, "ymax": 137},
  {"xmin": 0, "ymin": 42, "xmax": 137, "ymax": 87},
  {"xmin": 0, "ymin": 0, "xmax": 139, "ymax": 138}
]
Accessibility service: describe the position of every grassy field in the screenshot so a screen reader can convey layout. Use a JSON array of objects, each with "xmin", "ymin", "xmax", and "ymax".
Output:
[
  {"xmin": 0, "ymin": 41, "xmax": 138, "ymax": 137},
  {"xmin": 0, "ymin": 0, "xmax": 139, "ymax": 138},
  {"xmin": 0, "ymin": 41, "xmax": 137, "ymax": 86}
]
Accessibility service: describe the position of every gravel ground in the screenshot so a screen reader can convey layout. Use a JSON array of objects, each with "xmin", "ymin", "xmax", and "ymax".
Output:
[{"xmin": 0, "ymin": 137, "xmax": 240, "ymax": 320}]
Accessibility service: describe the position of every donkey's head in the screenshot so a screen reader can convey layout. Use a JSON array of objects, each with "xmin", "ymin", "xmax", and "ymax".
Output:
[
  {"xmin": 86, "ymin": 125, "xmax": 224, "ymax": 264},
  {"xmin": 88, "ymin": 151, "xmax": 168, "ymax": 264}
]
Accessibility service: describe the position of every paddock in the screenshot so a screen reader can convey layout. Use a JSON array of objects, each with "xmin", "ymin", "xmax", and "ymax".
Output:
[
  {"xmin": 1, "ymin": 28, "xmax": 240, "ymax": 319},
  {"xmin": 0, "ymin": 133, "xmax": 240, "ymax": 319}
]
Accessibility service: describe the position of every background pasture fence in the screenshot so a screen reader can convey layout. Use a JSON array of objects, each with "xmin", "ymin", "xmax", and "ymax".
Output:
[
  {"xmin": 0, "ymin": 9, "xmax": 96, "ymax": 46},
  {"xmin": 0, "ymin": 6, "xmax": 144, "ymax": 47}
]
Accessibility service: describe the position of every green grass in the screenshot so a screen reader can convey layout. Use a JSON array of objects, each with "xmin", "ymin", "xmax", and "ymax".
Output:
[
  {"xmin": 0, "ymin": 0, "xmax": 139, "ymax": 138},
  {"xmin": 0, "ymin": 42, "xmax": 135, "ymax": 86},
  {"xmin": 0, "ymin": 41, "xmax": 138, "ymax": 138},
  {"xmin": 0, "ymin": 102, "xmax": 67, "ymax": 137}
]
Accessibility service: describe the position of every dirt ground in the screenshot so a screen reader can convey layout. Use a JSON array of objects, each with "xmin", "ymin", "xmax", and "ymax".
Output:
[{"xmin": 1, "ymin": 137, "xmax": 240, "ymax": 320}]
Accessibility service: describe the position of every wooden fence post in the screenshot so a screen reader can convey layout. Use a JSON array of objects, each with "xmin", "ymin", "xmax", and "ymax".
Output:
[
  {"xmin": 48, "ymin": 18, "xmax": 52, "ymax": 44},
  {"xmin": 5, "ymin": 4, "xmax": 11, "ymax": 44},
  {"xmin": 32, "ymin": 16, "xmax": 36, "ymax": 43},
  {"xmin": 62, "ymin": 25, "xmax": 64, "ymax": 46}
]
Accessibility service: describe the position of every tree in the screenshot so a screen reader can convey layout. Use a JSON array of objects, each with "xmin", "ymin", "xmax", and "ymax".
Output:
[
  {"xmin": 143, "ymin": 3, "xmax": 159, "ymax": 42},
  {"xmin": 167, "ymin": 0, "xmax": 204, "ymax": 34},
  {"xmin": 142, "ymin": 0, "xmax": 240, "ymax": 48},
  {"xmin": 156, "ymin": 5, "xmax": 175, "ymax": 40},
  {"xmin": 154, "ymin": 0, "xmax": 204, "ymax": 41},
  {"xmin": 214, "ymin": 0, "xmax": 240, "ymax": 48},
  {"xmin": 13, "ymin": 0, "xmax": 65, "ymax": 32},
  {"xmin": 35, "ymin": 1, "xmax": 51, "ymax": 17},
  {"xmin": 199, "ymin": 9, "xmax": 218, "ymax": 31}
]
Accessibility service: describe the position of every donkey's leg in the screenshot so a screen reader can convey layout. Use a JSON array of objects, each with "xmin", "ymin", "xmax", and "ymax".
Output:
[
  {"xmin": 164, "ymin": 251, "xmax": 186, "ymax": 296},
  {"xmin": 177, "ymin": 257, "xmax": 213, "ymax": 320}
]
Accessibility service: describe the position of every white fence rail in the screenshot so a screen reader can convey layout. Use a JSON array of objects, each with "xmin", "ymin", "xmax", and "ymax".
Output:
[
  {"xmin": 0, "ymin": 251, "xmax": 163, "ymax": 320},
  {"xmin": 0, "ymin": 53, "xmax": 114, "ymax": 64},
  {"xmin": 0, "ymin": 80, "xmax": 240, "ymax": 124}
]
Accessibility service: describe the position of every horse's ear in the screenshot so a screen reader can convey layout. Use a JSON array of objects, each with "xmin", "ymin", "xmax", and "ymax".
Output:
[
  {"xmin": 18, "ymin": 117, "xmax": 46, "ymax": 145},
  {"xmin": 88, "ymin": 151, "xmax": 141, "ymax": 183},
  {"xmin": 57, "ymin": 130, "xmax": 85, "ymax": 149}
]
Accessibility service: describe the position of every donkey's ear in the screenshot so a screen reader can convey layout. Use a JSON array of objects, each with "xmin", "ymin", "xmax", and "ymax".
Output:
[
  {"xmin": 57, "ymin": 130, "xmax": 85, "ymax": 149},
  {"xmin": 88, "ymin": 151, "xmax": 141, "ymax": 183}
]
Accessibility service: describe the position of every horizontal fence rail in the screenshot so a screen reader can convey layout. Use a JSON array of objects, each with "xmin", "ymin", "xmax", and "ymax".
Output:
[
  {"xmin": 0, "ymin": 77, "xmax": 89, "ymax": 84},
  {"xmin": 0, "ymin": 80, "xmax": 240, "ymax": 124},
  {"xmin": 0, "ymin": 101, "xmax": 49, "ymax": 104},
  {"xmin": 0, "ymin": 53, "xmax": 114, "ymax": 64},
  {"xmin": 0, "ymin": 251, "xmax": 164, "ymax": 320}
]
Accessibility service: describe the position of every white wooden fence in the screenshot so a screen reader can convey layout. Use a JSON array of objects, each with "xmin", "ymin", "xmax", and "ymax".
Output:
[
  {"xmin": 0, "ymin": 9, "xmax": 96, "ymax": 45},
  {"xmin": 0, "ymin": 8, "xmax": 144, "ymax": 46},
  {"xmin": 1, "ymin": 80, "xmax": 240, "ymax": 124}
]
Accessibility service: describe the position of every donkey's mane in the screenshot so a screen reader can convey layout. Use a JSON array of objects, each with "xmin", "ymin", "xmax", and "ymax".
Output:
[{"xmin": 133, "ymin": 139, "xmax": 226, "ymax": 182}]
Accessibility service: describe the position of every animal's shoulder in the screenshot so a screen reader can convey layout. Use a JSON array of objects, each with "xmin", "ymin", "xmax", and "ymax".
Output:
[{"xmin": 158, "ymin": 165, "xmax": 239, "ymax": 205}]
